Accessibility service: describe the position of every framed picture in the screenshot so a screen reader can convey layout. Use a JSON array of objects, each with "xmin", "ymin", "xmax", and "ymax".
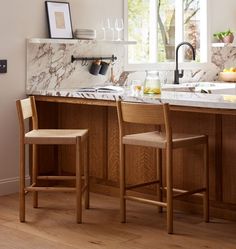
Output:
[{"xmin": 45, "ymin": 1, "xmax": 73, "ymax": 39}]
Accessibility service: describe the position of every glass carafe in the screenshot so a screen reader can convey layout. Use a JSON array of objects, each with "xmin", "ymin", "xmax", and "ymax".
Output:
[{"xmin": 143, "ymin": 71, "xmax": 161, "ymax": 94}]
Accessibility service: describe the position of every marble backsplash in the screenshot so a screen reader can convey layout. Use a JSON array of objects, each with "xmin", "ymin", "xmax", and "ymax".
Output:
[
  {"xmin": 211, "ymin": 45, "xmax": 236, "ymax": 71},
  {"xmin": 27, "ymin": 39, "xmax": 125, "ymax": 93},
  {"xmin": 26, "ymin": 40, "xmax": 236, "ymax": 93}
]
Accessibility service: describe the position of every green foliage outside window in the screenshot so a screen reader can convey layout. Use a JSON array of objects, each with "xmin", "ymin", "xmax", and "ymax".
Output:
[{"xmin": 128, "ymin": 0, "xmax": 201, "ymax": 64}]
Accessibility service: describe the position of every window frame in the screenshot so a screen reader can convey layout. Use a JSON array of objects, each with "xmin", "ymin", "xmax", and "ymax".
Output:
[{"xmin": 124, "ymin": 0, "xmax": 211, "ymax": 71}]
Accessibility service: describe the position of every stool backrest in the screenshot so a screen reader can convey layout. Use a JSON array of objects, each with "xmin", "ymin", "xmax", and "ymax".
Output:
[
  {"xmin": 16, "ymin": 96, "xmax": 38, "ymax": 137},
  {"xmin": 116, "ymin": 100, "xmax": 172, "ymax": 142}
]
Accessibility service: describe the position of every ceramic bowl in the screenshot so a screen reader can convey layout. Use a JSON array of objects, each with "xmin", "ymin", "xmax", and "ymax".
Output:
[{"xmin": 219, "ymin": 72, "xmax": 236, "ymax": 82}]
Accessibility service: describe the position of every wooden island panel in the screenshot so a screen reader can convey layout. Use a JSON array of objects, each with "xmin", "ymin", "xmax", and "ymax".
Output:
[
  {"xmin": 222, "ymin": 115, "xmax": 236, "ymax": 204},
  {"xmin": 58, "ymin": 103, "xmax": 108, "ymax": 179},
  {"xmin": 107, "ymin": 107, "xmax": 119, "ymax": 184},
  {"xmin": 36, "ymin": 101, "xmax": 59, "ymax": 175},
  {"xmin": 107, "ymin": 106, "xmax": 158, "ymax": 192},
  {"xmin": 170, "ymin": 111, "xmax": 217, "ymax": 200},
  {"xmin": 35, "ymin": 97, "xmax": 236, "ymax": 221}
]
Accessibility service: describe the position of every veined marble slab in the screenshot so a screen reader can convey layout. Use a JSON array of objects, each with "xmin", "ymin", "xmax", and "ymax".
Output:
[
  {"xmin": 26, "ymin": 40, "xmax": 125, "ymax": 93},
  {"xmin": 31, "ymin": 82, "xmax": 236, "ymax": 110},
  {"xmin": 27, "ymin": 39, "xmax": 236, "ymax": 94}
]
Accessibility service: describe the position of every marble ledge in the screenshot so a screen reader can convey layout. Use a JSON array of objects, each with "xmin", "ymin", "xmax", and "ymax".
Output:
[
  {"xmin": 29, "ymin": 84, "xmax": 236, "ymax": 110},
  {"xmin": 212, "ymin": 42, "xmax": 236, "ymax": 48},
  {"xmin": 27, "ymin": 38, "xmax": 136, "ymax": 45}
]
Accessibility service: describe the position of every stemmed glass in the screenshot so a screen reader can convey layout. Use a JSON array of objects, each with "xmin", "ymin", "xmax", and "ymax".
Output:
[
  {"xmin": 101, "ymin": 19, "xmax": 106, "ymax": 40},
  {"xmin": 101, "ymin": 18, "xmax": 114, "ymax": 40},
  {"xmin": 115, "ymin": 18, "xmax": 124, "ymax": 41}
]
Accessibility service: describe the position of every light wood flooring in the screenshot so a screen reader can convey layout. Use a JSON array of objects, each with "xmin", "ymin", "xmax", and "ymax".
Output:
[{"xmin": 0, "ymin": 192, "xmax": 235, "ymax": 249}]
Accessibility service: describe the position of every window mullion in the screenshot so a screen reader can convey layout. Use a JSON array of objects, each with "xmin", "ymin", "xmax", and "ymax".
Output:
[
  {"xmin": 200, "ymin": 0, "xmax": 208, "ymax": 62},
  {"xmin": 175, "ymin": 0, "xmax": 184, "ymax": 62},
  {"xmin": 124, "ymin": 0, "xmax": 129, "ymax": 69},
  {"xmin": 149, "ymin": 0, "xmax": 158, "ymax": 63}
]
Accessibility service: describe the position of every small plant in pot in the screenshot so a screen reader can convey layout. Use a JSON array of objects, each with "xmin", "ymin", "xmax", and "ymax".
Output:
[{"xmin": 213, "ymin": 29, "xmax": 234, "ymax": 43}]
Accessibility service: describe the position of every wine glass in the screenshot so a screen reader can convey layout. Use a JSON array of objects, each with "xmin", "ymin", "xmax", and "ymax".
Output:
[
  {"xmin": 115, "ymin": 18, "xmax": 124, "ymax": 41},
  {"xmin": 101, "ymin": 19, "xmax": 106, "ymax": 40},
  {"xmin": 103, "ymin": 18, "xmax": 114, "ymax": 41}
]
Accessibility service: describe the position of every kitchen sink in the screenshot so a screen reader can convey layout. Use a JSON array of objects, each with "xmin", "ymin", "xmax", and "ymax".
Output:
[{"xmin": 162, "ymin": 82, "xmax": 236, "ymax": 94}]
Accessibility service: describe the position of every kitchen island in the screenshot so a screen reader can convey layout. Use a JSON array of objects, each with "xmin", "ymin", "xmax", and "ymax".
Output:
[{"xmin": 32, "ymin": 82, "xmax": 236, "ymax": 221}]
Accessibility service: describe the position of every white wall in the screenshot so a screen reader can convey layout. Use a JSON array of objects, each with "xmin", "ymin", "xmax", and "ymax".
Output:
[
  {"xmin": 0, "ymin": 0, "xmax": 47, "ymax": 195},
  {"xmin": 0, "ymin": 0, "xmax": 75, "ymax": 195},
  {"xmin": 0, "ymin": 0, "xmax": 235, "ymax": 195},
  {"xmin": 210, "ymin": 0, "xmax": 236, "ymax": 38},
  {"xmin": 72, "ymin": 0, "xmax": 123, "ymax": 40}
]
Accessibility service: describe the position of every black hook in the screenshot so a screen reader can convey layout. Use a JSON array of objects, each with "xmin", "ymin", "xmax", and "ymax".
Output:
[
  {"xmin": 81, "ymin": 58, "xmax": 88, "ymax": 66},
  {"xmin": 81, "ymin": 59, "xmax": 84, "ymax": 66}
]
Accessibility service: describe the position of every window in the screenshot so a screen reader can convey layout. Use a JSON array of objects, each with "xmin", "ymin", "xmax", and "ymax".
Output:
[{"xmin": 125, "ymin": 0, "xmax": 208, "ymax": 68}]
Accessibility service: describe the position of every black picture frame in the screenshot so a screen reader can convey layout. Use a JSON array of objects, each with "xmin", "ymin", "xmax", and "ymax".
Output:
[{"xmin": 45, "ymin": 1, "xmax": 73, "ymax": 39}]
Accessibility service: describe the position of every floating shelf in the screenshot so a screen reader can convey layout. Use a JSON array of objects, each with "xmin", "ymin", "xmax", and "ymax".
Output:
[
  {"xmin": 27, "ymin": 38, "xmax": 136, "ymax": 45},
  {"xmin": 27, "ymin": 38, "xmax": 78, "ymax": 44},
  {"xmin": 96, "ymin": 40, "xmax": 136, "ymax": 45}
]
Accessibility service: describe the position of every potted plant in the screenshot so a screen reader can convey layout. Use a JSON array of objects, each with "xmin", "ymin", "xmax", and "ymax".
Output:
[{"xmin": 213, "ymin": 29, "xmax": 234, "ymax": 43}]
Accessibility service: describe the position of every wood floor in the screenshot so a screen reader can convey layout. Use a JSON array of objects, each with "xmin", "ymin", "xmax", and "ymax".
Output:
[{"xmin": 0, "ymin": 192, "xmax": 235, "ymax": 249}]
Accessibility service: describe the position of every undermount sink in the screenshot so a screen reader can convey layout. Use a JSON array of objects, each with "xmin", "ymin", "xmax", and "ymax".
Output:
[{"xmin": 162, "ymin": 82, "xmax": 236, "ymax": 94}]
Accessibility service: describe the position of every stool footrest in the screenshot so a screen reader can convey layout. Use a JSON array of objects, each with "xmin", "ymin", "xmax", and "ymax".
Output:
[
  {"xmin": 172, "ymin": 187, "xmax": 206, "ymax": 199},
  {"xmin": 126, "ymin": 180, "xmax": 160, "ymax": 190},
  {"xmin": 24, "ymin": 183, "xmax": 36, "ymax": 194},
  {"xmin": 124, "ymin": 195, "xmax": 167, "ymax": 207},
  {"xmin": 25, "ymin": 186, "xmax": 76, "ymax": 192},
  {"xmin": 37, "ymin": 175, "xmax": 85, "ymax": 180}
]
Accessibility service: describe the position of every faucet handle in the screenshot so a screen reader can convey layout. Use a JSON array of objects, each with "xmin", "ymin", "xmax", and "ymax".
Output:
[{"xmin": 179, "ymin": 69, "xmax": 184, "ymax": 78}]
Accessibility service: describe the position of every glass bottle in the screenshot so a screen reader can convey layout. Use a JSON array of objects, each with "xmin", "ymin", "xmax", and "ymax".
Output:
[{"xmin": 143, "ymin": 71, "xmax": 161, "ymax": 94}]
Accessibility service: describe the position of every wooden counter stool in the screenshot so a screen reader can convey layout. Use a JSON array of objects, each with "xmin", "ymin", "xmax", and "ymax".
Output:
[
  {"xmin": 16, "ymin": 96, "xmax": 89, "ymax": 223},
  {"xmin": 116, "ymin": 100, "xmax": 209, "ymax": 234}
]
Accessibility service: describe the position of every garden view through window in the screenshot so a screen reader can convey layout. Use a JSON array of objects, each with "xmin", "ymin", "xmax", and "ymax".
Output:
[{"xmin": 127, "ymin": 0, "xmax": 206, "ymax": 64}]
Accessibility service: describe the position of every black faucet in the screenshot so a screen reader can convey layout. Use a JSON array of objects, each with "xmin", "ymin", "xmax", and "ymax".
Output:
[{"xmin": 174, "ymin": 42, "xmax": 196, "ymax": 84}]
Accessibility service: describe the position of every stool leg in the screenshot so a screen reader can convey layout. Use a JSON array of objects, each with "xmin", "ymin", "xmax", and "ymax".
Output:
[
  {"xmin": 203, "ymin": 141, "xmax": 209, "ymax": 222},
  {"xmin": 32, "ymin": 144, "xmax": 38, "ymax": 208},
  {"xmin": 84, "ymin": 137, "xmax": 90, "ymax": 209},
  {"xmin": 19, "ymin": 142, "xmax": 25, "ymax": 222},
  {"xmin": 76, "ymin": 137, "xmax": 82, "ymax": 223},
  {"xmin": 120, "ymin": 143, "xmax": 126, "ymax": 223},
  {"xmin": 157, "ymin": 148, "xmax": 163, "ymax": 213},
  {"xmin": 166, "ymin": 147, "xmax": 173, "ymax": 234}
]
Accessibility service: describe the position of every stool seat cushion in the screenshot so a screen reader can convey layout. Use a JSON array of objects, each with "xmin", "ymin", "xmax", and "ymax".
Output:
[
  {"xmin": 123, "ymin": 131, "xmax": 207, "ymax": 149},
  {"xmin": 25, "ymin": 129, "xmax": 88, "ymax": 144}
]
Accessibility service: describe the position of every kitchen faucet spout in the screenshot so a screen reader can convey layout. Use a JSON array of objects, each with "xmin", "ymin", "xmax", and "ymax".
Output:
[{"xmin": 174, "ymin": 42, "xmax": 195, "ymax": 84}]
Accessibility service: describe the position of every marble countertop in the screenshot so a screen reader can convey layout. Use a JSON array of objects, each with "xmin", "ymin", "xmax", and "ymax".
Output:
[{"xmin": 30, "ymin": 82, "xmax": 236, "ymax": 110}]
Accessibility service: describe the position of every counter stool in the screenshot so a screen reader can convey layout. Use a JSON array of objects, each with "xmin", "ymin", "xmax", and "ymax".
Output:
[
  {"xmin": 16, "ymin": 96, "xmax": 89, "ymax": 223},
  {"xmin": 116, "ymin": 100, "xmax": 209, "ymax": 234}
]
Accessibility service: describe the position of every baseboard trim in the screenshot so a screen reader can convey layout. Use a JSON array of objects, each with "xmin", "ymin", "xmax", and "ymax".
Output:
[{"xmin": 0, "ymin": 176, "xmax": 30, "ymax": 196}]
